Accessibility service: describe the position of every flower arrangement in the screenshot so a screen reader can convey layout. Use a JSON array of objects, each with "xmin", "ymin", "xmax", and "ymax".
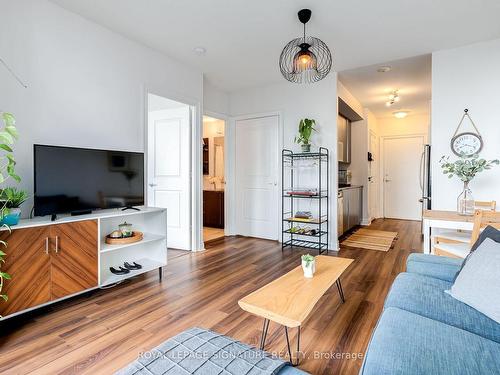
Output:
[{"xmin": 439, "ymin": 154, "xmax": 499, "ymax": 183}]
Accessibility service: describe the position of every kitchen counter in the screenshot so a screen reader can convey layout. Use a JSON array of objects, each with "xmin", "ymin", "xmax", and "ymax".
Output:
[{"xmin": 338, "ymin": 185, "xmax": 363, "ymax": 191}]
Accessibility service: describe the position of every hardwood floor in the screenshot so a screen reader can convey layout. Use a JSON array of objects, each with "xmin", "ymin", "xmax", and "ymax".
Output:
[
  {"xmin": 203, "ymin": 227, "xmax": 225, "ymax": 242},
  {"xmin": 0, "ymin": 219, "xmax": 422, "ymax": 375}
]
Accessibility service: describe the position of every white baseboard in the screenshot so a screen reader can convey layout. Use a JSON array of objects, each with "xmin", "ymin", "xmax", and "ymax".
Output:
[{"xmin": 361, "ymin": 218, "xmax": 372, "ymax": 226}]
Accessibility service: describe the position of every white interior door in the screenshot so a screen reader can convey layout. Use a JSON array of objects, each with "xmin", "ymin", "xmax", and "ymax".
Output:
[
  {"xmin": 383, "ymin": 136, "xmax": 424, "ymax": 220},
  {"xmin": 234, "ymin": 115, "xmax": 279, "ymax": 240},
  {"xmin": 368, "ymin": 131, "xmax": 379, "ymax": 220},
  {"xmin": 147, "ymin": 106, "xmax": 191, "ymax": 250}
]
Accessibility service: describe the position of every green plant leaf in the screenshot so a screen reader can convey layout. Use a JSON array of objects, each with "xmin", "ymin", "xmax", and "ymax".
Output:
[
  {"xmin": 0, "ymin": 272, "xmax": 11, "ymax": 280},
  {"xmin": 0, "ymin": 294, "xmax": 7, "ymax": 302},
  {"xmin": 0, "ymin": 132, "xmax": 13, "ymax": 145},
  {"xmin": 1, "ymin": 113, "xmax": 15, "ymax": 127},
  {"xmin": 0, "ymin": 144, "xmax": 12, "ymax": 153}
]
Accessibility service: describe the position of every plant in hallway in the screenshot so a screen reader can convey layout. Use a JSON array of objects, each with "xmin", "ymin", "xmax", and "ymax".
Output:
[
  {"xmin": 295, "ymin": 118, "xmax": 316, "ymax": 152},
  {"xmin": 0, "ymin": 112, "xmax": 21, "ymax": 304},
  {"xmin": 301, "ymin": 253, "xmax": 316, "ymax": 278},
  {"xmin": 439, "ymin": 154, "xmax": 499, "ymax": 215}
]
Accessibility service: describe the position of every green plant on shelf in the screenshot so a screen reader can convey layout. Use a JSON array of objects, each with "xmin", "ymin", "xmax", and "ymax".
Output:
[
  {"xmin": 0, "ymin": 187, "xmax": 28, "ymax": 209},
  {"xmin": 294, "ymin": 118, "xmax": 316, "ymax": 152}
]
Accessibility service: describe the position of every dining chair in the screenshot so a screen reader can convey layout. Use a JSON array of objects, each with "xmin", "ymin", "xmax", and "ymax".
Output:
[{"xmin": 434, "ymin": 209, "xmax": 500, "ymax": 258}]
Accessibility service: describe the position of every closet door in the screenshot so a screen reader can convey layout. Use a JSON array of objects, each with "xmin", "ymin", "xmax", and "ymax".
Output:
[
  {"xmin": 0, "ymin": 227, "xmax": 51, "ymax": 316},
  {"xmin": 50, "ymin": 220, "xmax": 98, "ymax": 299}
]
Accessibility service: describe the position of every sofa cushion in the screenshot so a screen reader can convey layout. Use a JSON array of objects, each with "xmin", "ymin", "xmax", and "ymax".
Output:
[
  {"xmin": 407, "ymin": 253, "xmax": 464, "ymax": 267},
  {"xmin": 385, "ymin": 272, "xmax": 500, "ymax": 343},
  {"xmin": 447, "ymin": 238, "xmax": 500, "ymax": 324},
  {"xmin": 406, "ymin": 254, "xmax": 463, "ymax": 282},
  {"xmin": 361, "ymin": 307, "xmax": 500, "ymax": 375}
]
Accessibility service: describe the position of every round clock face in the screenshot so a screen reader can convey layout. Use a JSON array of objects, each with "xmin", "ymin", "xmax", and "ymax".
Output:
[{"xmin": 451, "ymin": 132, "xmax": 483, "ymax": 157}]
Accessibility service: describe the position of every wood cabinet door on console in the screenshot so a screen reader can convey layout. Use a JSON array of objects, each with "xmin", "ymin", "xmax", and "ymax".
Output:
[
  {"xmin": 50, "ymin": 220, "xmax": 98, "ymax": 300},
  {"xmin": 0, "ymin": 227, "xmax": 51, "ymax": 316}
]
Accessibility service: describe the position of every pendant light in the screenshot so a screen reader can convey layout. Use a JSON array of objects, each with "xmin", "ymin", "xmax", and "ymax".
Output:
[{"xmin": 279, "ymin": 9, "xmax": 332, "ymax": 84}]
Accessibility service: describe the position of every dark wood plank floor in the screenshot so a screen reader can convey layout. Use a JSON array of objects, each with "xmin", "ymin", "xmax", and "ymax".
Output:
[{"xmin": 0, "ymin": 219, "xmax": 422, "ymax": 375}]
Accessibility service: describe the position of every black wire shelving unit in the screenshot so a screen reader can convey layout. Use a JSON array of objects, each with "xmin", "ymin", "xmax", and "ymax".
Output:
[{"xmin": 282, "ymin": 147, "xmax": 329, "ymax": 254}]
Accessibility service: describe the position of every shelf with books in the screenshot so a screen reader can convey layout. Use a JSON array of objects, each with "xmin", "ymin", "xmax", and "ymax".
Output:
[{"xmin": 281, "ymin": 147, "xmax": 329, "ymax": 254}]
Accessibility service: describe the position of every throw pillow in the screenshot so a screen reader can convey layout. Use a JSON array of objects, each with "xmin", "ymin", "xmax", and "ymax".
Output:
[
  {"xmin": 453, "ymin": 225, "xmax": 500, "ymax": 281},
  {"xmin": 447, "ymin": 238, "xmax": 500, "ymax": 323},
  {"xmin": 470, "ymin": 225, "xmax": 500, "ymax": 252}
]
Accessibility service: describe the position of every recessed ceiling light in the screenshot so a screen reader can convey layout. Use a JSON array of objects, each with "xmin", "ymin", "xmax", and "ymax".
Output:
[
  {"xmin": 393, "ymin": 110, "xmax": 409, "ymax": 119},
  {"xmin": 377, "ymin": 66, "xmax": 392, "ymax": 73},
  {"xmin": 193, "ymin": 47, "xmax": 207, "ymax": 56}
]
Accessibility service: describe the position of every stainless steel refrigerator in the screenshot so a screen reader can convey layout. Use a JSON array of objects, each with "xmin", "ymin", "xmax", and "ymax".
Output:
[{"xmin": 419, "ymin": 144, "xmax": 431, "ymax": 232}]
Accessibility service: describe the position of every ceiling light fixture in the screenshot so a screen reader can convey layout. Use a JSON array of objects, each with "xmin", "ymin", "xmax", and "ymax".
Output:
[
  {"xmin": 385, "ymin": 90, "xmax": 400, "ymax": 107},
  {"xmin": 193, "ymin": 47, "xmax": 207, "ymax": 56},
  {"xmin": 393, "ymin": 110, "xmax": 409, "ymax": 119},
  {"xmin": 377, "ymin": 66, "xmax": 392, "ymax": 73},
  {"xmin": 279, "ymin": 9, "xmax": 332, "ymax": 84}
]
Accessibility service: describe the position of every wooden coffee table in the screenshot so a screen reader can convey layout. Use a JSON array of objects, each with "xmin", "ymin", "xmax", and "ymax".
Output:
[{"xmin": 238, "ymin": 255, "xmax": 354, "ymax": 365}]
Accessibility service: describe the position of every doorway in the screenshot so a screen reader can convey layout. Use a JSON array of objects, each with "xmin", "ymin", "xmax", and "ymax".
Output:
[
  {"xmin": 382, "ymin": 135, "xmax": 424, "ymax": 220},
  {"xmin": 234, "ymin": 115, "xmax": 279, "ymax": 240},
  {"xmin": 146, "ymin": 93, "xmax": 192, "ymax": 250},
  {"xmin": 202, "ymin": 115, "xmax": 226, "ymax": 243}
]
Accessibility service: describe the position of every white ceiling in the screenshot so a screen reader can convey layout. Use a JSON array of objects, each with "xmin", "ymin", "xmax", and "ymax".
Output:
[
  {"xmin": 339, "ymin": 54, "xmax": 431, "ymax": 119},
  {"xmin": 50, "ymin": 0, "xmax": 500, "ymax": 92}
]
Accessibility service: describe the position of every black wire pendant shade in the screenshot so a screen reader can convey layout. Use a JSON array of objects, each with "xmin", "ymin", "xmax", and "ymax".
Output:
[{"xmin": 279, "ymin": 9, "xmax": 332, "ymax": 84}]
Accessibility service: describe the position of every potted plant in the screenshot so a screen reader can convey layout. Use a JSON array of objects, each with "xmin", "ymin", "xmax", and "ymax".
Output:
[
  {"xmin": 0, "ymin": 112, "xmax": 20, "ymax": 305},
  {"xmin": 0, "ymin": 187, "xmax": 28, "ymax": 226},
  {"xmin": 439, "ymin": 154, "xmax": 499, "ymax": 215},
  {"xmin": 295, "ymin": 118, "xmax": 316, "ymax": 153},
  {"xmin": 301, "ymin": 254, "xmax": 316, "ymax": 278}
]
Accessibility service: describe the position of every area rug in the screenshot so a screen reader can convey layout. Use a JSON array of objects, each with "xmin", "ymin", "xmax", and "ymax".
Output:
[
  {"xmin": 115, "ymin": 327, "xmax": 290, "ymax": 375},
  {"xmin": 341, "ymin": 228, "xmax": 398, "ymax": 252}
]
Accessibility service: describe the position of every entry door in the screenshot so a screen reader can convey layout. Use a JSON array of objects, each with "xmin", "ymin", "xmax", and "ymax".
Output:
[
  {"xmin": 147, "ymin": 106, "xmax": 191, "ymax": 250},
  {"xmin": 368, "ymin": 131, "xmax": 379, "ymax": 220},
  {"xmin": 383, "ymin": 136, "xmax": 424, "ymax": 220},
  {"xmin": 235, "ymin": 115, "xmax": 279, "ymax": 240}
]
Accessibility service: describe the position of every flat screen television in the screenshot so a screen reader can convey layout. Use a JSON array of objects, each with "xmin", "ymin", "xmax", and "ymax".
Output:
[{"xmin": 34, "ymin": 145, "xmax": 144, "ymax": 216}]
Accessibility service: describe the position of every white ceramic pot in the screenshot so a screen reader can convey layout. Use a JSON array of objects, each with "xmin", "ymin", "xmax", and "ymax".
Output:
[{"xmin": 302, "ymin": 258, "xmax": 316, "ymax": 278}]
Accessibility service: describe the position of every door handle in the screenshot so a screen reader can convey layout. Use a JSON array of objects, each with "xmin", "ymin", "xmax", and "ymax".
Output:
[
  {"xmin": 45, "ymin": 237, "xmax": 49, "ymax": 254},
  {"xmin": 149, "ymin": 183, "xmax": 157, "ymax": 187},
  {"xmin": 54, "ymin": 236, "xmax": 59, "ymax": 253}
]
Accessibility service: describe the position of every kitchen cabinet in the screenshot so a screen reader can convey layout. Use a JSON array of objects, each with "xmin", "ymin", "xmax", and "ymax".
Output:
[
  {"xmin": 203, "ymin": 190, "xmax": 224, "ymax": 228},
  {"xmin": 0, "ymin": 220, "xmax": 98, "ymax": 317},
  {"xmin": 337, "ymin": 114, "xmax": 351, "ymax": 164},
  {"xmin": 339, "ymin": 186, "xmax": 362, "ymax": 235}
]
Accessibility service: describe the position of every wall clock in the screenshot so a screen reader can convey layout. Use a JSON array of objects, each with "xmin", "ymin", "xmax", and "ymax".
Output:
[
  {"xmin": 450, "ymin": 109, "xmax": 483, "ymax": 157},
  {"xmin": 451, "ymin": 132, "xmax": 483, "ymax": 157}
]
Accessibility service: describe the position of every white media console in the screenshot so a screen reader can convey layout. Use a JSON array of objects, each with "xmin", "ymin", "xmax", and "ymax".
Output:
[{"xmin": 0, "ymin": 206, "xmax": 167, "ymax": 319}]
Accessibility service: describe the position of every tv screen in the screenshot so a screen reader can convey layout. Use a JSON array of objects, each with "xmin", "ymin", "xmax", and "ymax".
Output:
[{"xmin": 34, "ymin": 145, "xmax": 144, "ymax": 216}]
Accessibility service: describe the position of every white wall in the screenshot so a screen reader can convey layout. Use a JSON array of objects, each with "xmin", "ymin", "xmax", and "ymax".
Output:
[
  {"xmin": 0, "ymin": 0, "xmax": 203, "ymax": 218},
  {"xmin": 377, "ymin": 114, "xmax": 429, "ymax": 138},
  {"xmin": 229, "ymin": 75, "xmax": 339, "ymax": 248},
  {"xmin": 337, "ymin": 80, "xmax": 364, "ymax": 117},
  {"xmin": 203, "ymin": 78, "xmax": 230, "ymax": 116},
  {"xmin": 432, "ymin": 38, "xmax": 500, "ymax": 209}
]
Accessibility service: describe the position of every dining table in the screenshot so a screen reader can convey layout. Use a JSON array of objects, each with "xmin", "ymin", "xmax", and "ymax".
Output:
[{"xmin": 422, "ymin": 209, "xmax": 475, "ymax": 254}]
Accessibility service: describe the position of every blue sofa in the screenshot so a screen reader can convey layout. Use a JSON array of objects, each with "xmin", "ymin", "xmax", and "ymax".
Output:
[{"xmin": 360, "ymin": 253, "xmax": 500, "ymax": 375}]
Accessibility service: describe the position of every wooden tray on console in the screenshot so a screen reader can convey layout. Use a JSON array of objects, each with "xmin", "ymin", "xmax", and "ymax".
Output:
[{"xmin": 105, "ymin": 231, "xmax": 143, "ymax": 245}]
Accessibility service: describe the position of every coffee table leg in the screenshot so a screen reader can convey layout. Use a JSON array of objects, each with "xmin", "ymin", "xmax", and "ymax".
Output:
[
  {"xmin": 336, "ymin": 279, "xmax": 345, "ymax": 303},
  {"xmin": 285, "ymin": 326, "xmax": 301, "ymax": 366},
  {"xmin": 260, "ymin": 319, "xmax": 270, "ymax": 350}
]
